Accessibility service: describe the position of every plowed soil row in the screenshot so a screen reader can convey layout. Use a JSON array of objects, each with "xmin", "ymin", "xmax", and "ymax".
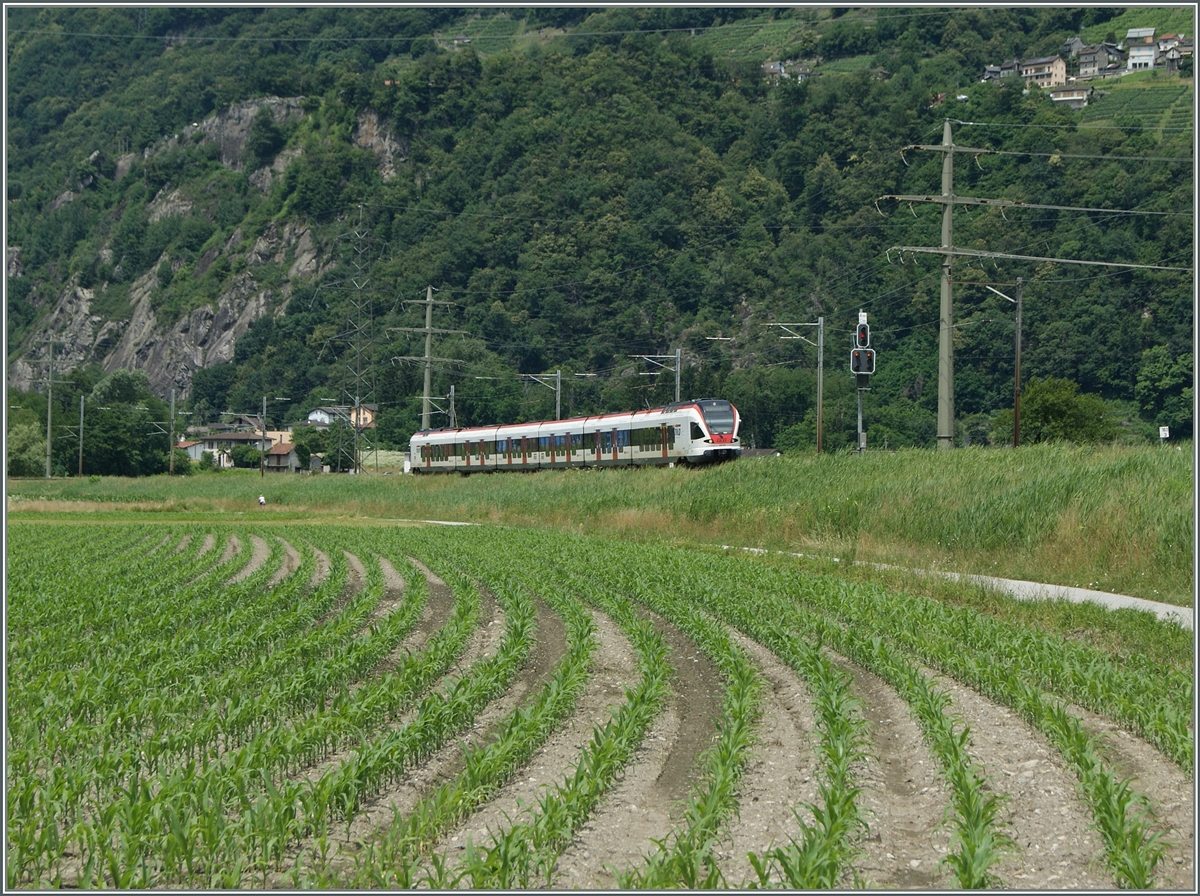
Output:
[{"xmin": 106, "ymin": 536, "xmax": 1196, "ymax": 890}]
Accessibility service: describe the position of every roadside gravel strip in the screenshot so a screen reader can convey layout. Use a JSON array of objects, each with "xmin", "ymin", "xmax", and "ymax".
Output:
[
  {"xmin": 940, "ymin": 572, "xmax": 1193, "ymax": 629},
  {"xmin": 721, "ymin": 547, "xmax": 1193, "ymax": 630}
]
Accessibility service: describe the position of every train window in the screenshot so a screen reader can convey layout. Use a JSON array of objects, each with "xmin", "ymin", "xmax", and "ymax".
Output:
[
  {"xmin": 571, "ymin": 432, "xmax": 583, "ymax": 450},
  {"xmin": 617, "ymin": 429, "xmax": 629, "ymax": 448},
  {"xmin": 691, "ymin": 421, "xmax": 705, "ymax": 440}
]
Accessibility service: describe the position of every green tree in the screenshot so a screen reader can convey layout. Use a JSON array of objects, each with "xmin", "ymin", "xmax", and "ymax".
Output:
[
  {"xmin": 6, "ymin": 422, "xmax": 46, "ymax": 477},
  {"xmin": 244, "ymin": 106, "xmax": 286, "ymax": 169},
  {"xmin": 1136, "ymin": 345, "xmax": 1193, "ymax": 439},
  {"xmin": 1019, "ymin": 377, "xmax": 1116, "ymax": 444},
  {"xmin": 230, "ymin": 443, "xmax": 262, "ymax": 468}
]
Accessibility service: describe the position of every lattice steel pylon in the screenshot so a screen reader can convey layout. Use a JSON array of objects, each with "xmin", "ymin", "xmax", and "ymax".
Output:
[{"xmin": 316, "ymin": 206, "xmax": 387, "ymax": 473}]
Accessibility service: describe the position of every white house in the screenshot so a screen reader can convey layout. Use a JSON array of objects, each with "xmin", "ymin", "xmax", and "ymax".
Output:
[
  {"xmin": 1126, "ymin": 28, "xmax": 1158, "ymax": 70},
  {"xmin": 303, "ymin": 405, "xmax": 377, "ymax": 429}
]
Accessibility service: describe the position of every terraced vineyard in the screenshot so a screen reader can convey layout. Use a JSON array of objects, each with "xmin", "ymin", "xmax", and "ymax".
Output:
[{"xmin": 6, "ymin": 522, "xmax": 1193, "ymax": 889}]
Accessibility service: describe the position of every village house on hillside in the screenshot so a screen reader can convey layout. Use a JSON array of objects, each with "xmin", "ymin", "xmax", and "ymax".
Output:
[
  {"xmin": 299, "ymin": 404, "xmax": 377, "ymax": 430},
  {"xmin": 1020, "ymin": 55, "xmax": 1067, "ymax": 88},
  {"xmin": 1078, "ymin": 42, "xmax": 1127, "ymax": 78},
  {"xmin": 1126, "ymin": 27, "xmax": 1159, "ymax": 70},
  {"xmin": 983, "ymin": 25, "xmax": 1190, "ymax": 83}
]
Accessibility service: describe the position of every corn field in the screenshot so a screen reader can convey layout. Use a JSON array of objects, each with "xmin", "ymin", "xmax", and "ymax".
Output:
[{"xmin": 6, "ymin": 521, "xmax": 1193, "ymax": 889}]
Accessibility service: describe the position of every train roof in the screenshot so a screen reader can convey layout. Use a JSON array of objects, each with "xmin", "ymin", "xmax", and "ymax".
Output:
[{"xmin": 411, "ymin": 399, "xmax": 725, "ymax": 438}]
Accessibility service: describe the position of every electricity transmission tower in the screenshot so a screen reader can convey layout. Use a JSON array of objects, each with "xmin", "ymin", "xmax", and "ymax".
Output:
[{"xmin": 317, "ymin": 207, "xmax": 388, "ymax": 472}]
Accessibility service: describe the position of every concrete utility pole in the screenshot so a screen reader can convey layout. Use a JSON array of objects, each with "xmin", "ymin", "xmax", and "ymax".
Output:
[
  {"xmin": 261, "ymin": 395, "xmax": 267, "ymax": 478},
  {"xmin": 393, "ymin": 286, "xmax": 465, "ymax": 431},
  {"xmin": 78, "ymin": 395, "xmax": 84, "ymax": 477},
  {"xmin": 45, "ymin": 341, "xmax": 54, "ymax": 478},
  {"xmin": 421, "ymin": 286, "xmax": 434, "ymax": 428},
  {"xmin": 882, "ymin": 121, "xmax": 1189, "ymax": 450},
  {"xmin": 937, "ymin": 119, "xmax": 955, "ymax": 450},
  {"xmin": 1013, "ymin": 277, "xmax": 1023, "ymax": 447}
]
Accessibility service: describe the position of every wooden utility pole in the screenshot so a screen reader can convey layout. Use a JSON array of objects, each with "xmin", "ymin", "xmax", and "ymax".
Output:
[
  {"xmin": 987, "ymin": 278, "xmax": 1024, "ymax": 447},
  {"xmin": 1013, "ymin": 277, "xmax": 1023, "ymax": 447},
  {"xmin": 766, "ymin": 319, "xmax": 824, "ymax": 453}
]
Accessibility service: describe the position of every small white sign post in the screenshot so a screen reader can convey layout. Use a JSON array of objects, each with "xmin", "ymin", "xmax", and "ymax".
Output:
[{"xmin": 1159, "ymin": 425, "xmax": 1170, "ymax": 444}]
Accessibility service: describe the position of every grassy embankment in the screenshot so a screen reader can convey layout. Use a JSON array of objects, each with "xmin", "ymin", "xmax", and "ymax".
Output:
[{"xmin": 7, "ymin": 441, "xmax": 1192, "ymax": 607}]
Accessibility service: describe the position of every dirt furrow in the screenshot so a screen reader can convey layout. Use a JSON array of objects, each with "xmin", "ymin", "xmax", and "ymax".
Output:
[
  {"xmin": 308, "ymin": 544, "xmax": 331, "ymax": 589},
  {"xmin": 268, "ymin": 588, "xmax": 508, "ymax": 887},
  {"xmin": 325, "ymin": 588, "xmax": 530, "ymax": 849},
  {"xmin": 268, "ymin": 537, "xmax": 303, "ymax": 587},
  {"xmin": 712, "ymin": 630, "xmax": 821, "ymax": 888},
  {"xmin": 837, "ymin": 658, "xmax": 954, "ymax": 889},
  {"xmin": 396, "ymin": 558, "xmax": 456, "ymax": 655},
  {"xmin": 928, "ymin": 670, "xmax": 1115, "ymax": 888},
  {"xmin": 227, "ymin": 534, "xmax": 271, "ymax": 584},
  {"xmin": 218, "ymin": 533, "xmax": 238, "ymax": 565},
  {"xmin": 1066, "ymin": 702, "xmax": 1194, "ymax": 890},
  {"xmin": 549, "ymin": 612, "xmax": 724, "ymax": 889},
  {"xmin": 434, "ymin": 606, "xmax": 637, "ymax": 862}
]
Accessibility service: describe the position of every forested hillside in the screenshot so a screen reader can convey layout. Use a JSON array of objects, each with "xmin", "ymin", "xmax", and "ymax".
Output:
[{"xmin": 5, "ymin": 6, "xmax": 1193, "ymax": 470}]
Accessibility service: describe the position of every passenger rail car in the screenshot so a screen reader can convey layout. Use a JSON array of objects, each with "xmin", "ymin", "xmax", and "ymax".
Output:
[{"xmin": 409, "ymin": 399, "xmax": 740, "ymax": 473}]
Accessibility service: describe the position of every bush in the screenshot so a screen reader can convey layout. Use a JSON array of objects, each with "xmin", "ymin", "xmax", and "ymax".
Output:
[
  {"xmin": 230, "ymin": 444, "xmax": 262, "ymax": 468},
  {"xmin": 1017, "ymin": 377, "xmax": 1116, "ymax": 444}
]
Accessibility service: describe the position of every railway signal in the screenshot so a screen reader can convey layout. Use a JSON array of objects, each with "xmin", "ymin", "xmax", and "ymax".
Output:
[
  {"xmin": 856, "ymin": 322, "xmax": 870, "ymax": 347},
  {"xmin": 851, "ymin": 348, "xmax": 876, "ymax": 374}
]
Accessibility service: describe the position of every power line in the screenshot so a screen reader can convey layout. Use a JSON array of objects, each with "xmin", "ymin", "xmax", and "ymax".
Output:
[
  {"xmin": 969, "ymin": 149, "xmax": 1193, "ymax": 163},
  {"xmin": 950, "ymin": 118, "xmax": 1193, "ymax": 133}
]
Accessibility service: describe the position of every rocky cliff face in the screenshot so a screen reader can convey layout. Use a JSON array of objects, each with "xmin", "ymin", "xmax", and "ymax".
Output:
[
  {"xmin": 6, "ymin": 97, "xmax": 329, "ymax": 399},
  {"xmin": 9, "ymin": 219, "xmax": 322, "ymax": 398},
  {"xmin": 7, "ymin": 95, "xmax": 409, "ymax": 401}
]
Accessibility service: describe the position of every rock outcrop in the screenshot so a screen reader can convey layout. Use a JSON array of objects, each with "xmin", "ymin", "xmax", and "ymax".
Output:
[
  {"xmin": 7, "ymin": 96, "xmax": 319, "ymax": 399},
  {"xmin": 8, "ymin": 221, "xmax": 321, "ymax": 399},
  {"xmin": 355, "ymin": 109, "xmax": 407, "ymax": 181}
]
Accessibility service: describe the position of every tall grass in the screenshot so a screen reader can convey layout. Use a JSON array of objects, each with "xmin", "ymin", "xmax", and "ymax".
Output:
[{"xmin": 8, "ymin": 441, "xmax": 1192, "ymax": 604}]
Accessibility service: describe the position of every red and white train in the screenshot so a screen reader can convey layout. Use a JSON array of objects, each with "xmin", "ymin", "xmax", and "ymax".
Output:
[{"xmin": 408, "ymin": 398, "xmax": 741, "ymax": 473}]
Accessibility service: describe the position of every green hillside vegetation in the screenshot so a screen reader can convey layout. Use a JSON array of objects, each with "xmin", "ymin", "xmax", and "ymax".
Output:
[
  {"xmin": 5, "ymin": 6, "xmax": 1194, "ymax": 469},
  {"xmin": 1081, "ymin": 7, "xmax": 1195, "ymax": 44}
]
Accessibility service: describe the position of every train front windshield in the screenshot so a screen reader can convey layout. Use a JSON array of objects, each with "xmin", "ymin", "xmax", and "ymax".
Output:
[{"xmin": 698, "ymin": 400, "xmax": 736, "ymax": 434}]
